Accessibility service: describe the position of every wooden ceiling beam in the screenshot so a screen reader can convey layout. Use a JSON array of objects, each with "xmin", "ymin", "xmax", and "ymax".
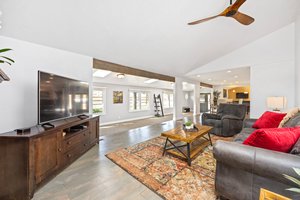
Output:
[
  {"xmin": 200, "ymin": 82, "xmax": 213, "ymax": 88},
  {"xmin": 93, "ymin": 58, "xmax": 175, "ymax": 82}
]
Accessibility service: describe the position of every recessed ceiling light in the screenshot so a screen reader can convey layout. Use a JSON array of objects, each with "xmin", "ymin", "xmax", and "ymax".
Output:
[
  {"xmin": 234, "ymin": 75, "xmax": 238, "ymax": 78},
  {"xmin": 116, "ymin": 73, "xmax": 125, "ymax": 79},
  {"xmin": 182, "ymin": 82, "xmax": 187, "ymax": 84},
  {"xmin": 144, "ymin": 79, "xmax": 158, "ymax": 84},
  {"xmin": 227, "ymin": 70, "xmax": 232, "ymax": 73},
  {"xmin": 235, "ymin": 81, "xmax": 239, "ymax": 84},
  {"xmin": 223, "ymin": 80, "xmax": 227, "ymax": 82},
  {"xmin": 197, "ymin": 75, "xmax": 201, "ymax": 78},
  {"xmin": 93, "ymin": 69, "xmax": 111, "ymax": 78},
  {"xmin": 208, "ymin": 78, "xmax": 212, "ymax": 81}
]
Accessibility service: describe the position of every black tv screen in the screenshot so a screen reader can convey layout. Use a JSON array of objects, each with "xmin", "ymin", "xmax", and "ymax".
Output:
[
  {"xmin": 236, "ymin": 92, "xmax": 249, "ymax": 99},
  {"xmin": 38, "ymin": 71, "xmax": 89, "ymax": 124}
]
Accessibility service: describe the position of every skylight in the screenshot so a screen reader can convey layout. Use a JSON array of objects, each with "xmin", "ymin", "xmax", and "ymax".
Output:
[
  {"xmin": 93, "ymin": 69, "xmax": 111, "ymax": 78},
  {"xmin": 144, "ymin": 79, "xmax": 158, "ymax": 84}
]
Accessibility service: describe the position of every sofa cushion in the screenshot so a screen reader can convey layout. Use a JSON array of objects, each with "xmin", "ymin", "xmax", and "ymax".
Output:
[
  {"xmin": 233, "ymin": 128, "xmax": 255, "ymax": 143},
  {"xmin": 283, "ymin": 112, "xmax": 300, "ymax": 128},
  {"xmin": 252, "ymin": 111, "xmax": 286, "ymax": 129},
  {"xmin": 279, "ymin": 108, "xmax": 300, "ymax": 127},
  {"xmin": 290, "ymin": 138, "xmax": 300, "ymax": 155},
  {"xmin": 243, "ymin": 127, "xmax": 300, "ymax": 153}
]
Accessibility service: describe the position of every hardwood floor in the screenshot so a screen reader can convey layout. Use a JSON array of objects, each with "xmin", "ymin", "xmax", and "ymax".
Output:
[{"xmin": 33, "ymin": 115, "xmax": 201, "ymax": 200}]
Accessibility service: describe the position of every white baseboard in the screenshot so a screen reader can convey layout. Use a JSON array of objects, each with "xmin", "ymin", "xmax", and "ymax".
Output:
[
  {"xmin": 100, "ymin": 113, "xmax": 174, "ymax": 126},
  {"xmin": 100, "ymin": 115, "xmax": 154, "ymax": 126}
]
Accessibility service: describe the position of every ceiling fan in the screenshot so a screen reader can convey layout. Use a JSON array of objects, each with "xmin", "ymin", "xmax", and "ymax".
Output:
[{"xmin": 188, "ymin": 0, "xmax": 254, "ymax": 26}]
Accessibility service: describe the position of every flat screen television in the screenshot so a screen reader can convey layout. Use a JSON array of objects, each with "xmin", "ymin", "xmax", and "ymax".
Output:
[
  {"xmin": 236, "ymin": 92, "xmax": 249, "ymax": 99},
  {"xmin": 38, "ymin": 71, "xmax": 89, "ymax": 124}
]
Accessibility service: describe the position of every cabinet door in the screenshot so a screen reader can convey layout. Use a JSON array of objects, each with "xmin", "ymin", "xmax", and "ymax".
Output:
[
  {"xmin": 34, "ymin": 131, "xmax": 62, "ymax": 184},
  {"xmin": 89, "ymin": 118, "xmax": 99, "ymax": 144}
]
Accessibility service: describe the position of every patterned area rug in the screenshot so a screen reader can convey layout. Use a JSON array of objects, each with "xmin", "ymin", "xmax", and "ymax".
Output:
[{"xmin": 106, "ymin": 135, "xmax": 232, "ymax": 200}]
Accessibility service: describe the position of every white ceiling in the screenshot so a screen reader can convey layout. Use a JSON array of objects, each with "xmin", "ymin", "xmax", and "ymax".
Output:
[
  {"xmin": 0, "ymin": 0, "xmax": 299, "ymax": 77},
  {"xmin": 195, "ymin": 66, "xmax": 250, "ymax": 87}
]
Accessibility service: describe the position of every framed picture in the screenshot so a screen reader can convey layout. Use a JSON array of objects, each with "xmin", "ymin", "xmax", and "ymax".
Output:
[
  {"xmin": 223, "ymin": 89, "xmax": 227, "ymax": 98},
  {"xmin": 113, "ymin": 91, "xmax": 123, "ymax": 104}
]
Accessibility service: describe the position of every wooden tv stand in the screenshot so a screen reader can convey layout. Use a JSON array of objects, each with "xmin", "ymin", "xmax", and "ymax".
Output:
[{"xmin": 0, "ymin": 115, "xmax": 100, "ymax": 200}]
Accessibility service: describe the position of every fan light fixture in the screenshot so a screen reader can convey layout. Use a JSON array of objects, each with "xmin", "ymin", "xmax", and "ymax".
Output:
[
  {"xmin": 116, "ymin": 73, "xmax": 125, "ymax": 79},
  {"xmin": 188, "ymin": 0, "xmax": 255, "ymax": 26}
]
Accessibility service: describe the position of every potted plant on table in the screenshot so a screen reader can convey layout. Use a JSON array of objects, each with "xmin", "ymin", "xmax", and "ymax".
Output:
[{"xmin": 184, "ymin": 121, "xmax": 194, "ymax": 130}]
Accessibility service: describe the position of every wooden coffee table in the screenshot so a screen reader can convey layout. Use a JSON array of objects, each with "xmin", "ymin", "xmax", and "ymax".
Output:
[{"xmin": 161, "ymin": 124, "xmax": 213, "ymax": 166}]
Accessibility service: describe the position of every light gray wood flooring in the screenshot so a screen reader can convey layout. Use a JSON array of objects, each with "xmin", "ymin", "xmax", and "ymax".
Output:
[{"xmin": 33, "ymin": 115, "xmax": 200, "ymax": 200}]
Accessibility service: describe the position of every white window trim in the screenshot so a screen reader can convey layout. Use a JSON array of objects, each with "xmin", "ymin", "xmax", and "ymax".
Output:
[
  {"xmin": 92, "ymin": 86, "xmax": 107, "ymax": 115},
  {"xmin": 128, "ymin": 89, "xmax": 151, "ymax": 112}
]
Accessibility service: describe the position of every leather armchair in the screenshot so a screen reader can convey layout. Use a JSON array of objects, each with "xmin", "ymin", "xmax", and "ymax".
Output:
[
  {"xmin": 202, "ymin": 103, "xmax": 247, "ymax": 137},
  {"xmin": 214, "ymin": 141, "xmax": 300, "ymax": 200}
]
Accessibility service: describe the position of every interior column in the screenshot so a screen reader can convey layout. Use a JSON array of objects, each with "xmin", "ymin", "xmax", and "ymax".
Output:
[
  {"xmin": 296, "ymin": 14, "xmax": 300, "ymax": 106},
  {"xmin": 193, "ymin": 84, "xmax": 200, "ymax": 116},
  {"xmin": 173, "ymin": 77, "xmax": 184, "ymax": 120}
]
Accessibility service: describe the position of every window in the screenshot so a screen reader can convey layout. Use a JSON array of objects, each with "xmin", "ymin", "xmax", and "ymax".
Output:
[
  {"xmin": 92, "ymin": 87, "xmax": 106, "ymax": 114},
  {"xmin": 163, "ymin": 92, "xmax": 174, "ymax": 109},
  {"xmin": 129, "ymin": 90, "xmax": 150, "ymax": 112}
]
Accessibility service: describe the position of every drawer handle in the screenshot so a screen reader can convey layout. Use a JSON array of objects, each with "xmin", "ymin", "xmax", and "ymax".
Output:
[
  {"xmin": 83, "ymin": 133, "xmax": 86, "ymax": 136},
  {"xmin": 84, "ymin": 143, "xmax": 87, "ymax": 147},
  {"xmin": 67, "ymin": 141, "xmax": 71, "ymax": 145},
  {"xmin": 67, "ymin": 154, "xmax": 72, "ymax": 158},
  {"xmin": 58, "ymin": 148, "xmax": 62, "ymax": 152}
]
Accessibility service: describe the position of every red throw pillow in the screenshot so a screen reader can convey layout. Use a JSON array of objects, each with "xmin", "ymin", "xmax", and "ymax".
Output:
[
  {"xmin": 243, "ymin": 127, "xmax": 300, "ymax": 152},
  {"xmin": 252, "ymin": 111, "xmax": 286, "ymax": 129}
]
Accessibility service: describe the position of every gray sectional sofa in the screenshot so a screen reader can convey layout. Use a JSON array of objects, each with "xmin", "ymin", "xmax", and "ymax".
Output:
[{"xmin": 213, "ymin": 113, "xmax": 300, "ymax": 200}]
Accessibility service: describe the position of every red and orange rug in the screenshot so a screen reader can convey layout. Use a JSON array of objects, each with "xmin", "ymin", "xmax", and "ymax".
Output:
[{"xmin": 106, "ymin": 136, "xmax": 232, "ymax": 200}]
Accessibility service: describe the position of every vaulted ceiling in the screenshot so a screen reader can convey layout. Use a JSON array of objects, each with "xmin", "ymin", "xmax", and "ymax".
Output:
[{"xmin": 0, "ymin": 0, "xmax": 299, "ymax": 77}]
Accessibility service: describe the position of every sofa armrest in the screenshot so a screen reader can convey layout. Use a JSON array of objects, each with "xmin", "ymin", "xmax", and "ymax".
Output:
[
  {"xmin": 213, "ymin": 141, "xmax": 300, "ymax": 185},
  {"xmin": 243, "ymin": 118, "xmax": 257, "ymax": 128},
  {"xmin": 202, "ymin": 113, "xmax": 221, "ymax": 120}
]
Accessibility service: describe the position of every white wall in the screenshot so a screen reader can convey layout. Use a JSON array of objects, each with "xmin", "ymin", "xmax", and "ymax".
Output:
[
  {"xmin": 0, "ymin": 36, "xmax": 93, "ymax": 133},
  {"xmin": 251, "ymin": 61, "xmax": 295, "ymax": 118},
  {"xmin": 188, "ymin": 23, "xmax": 296, "ymax": 118},
  {"xmin": 93, "ymin": 82, "xmax": 173, "ymax": 124}
]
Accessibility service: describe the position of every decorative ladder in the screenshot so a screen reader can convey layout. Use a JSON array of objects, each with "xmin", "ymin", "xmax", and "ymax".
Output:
[{"xmin": 154, "ymin": 94, "xmax": 164, "ymax": 117}]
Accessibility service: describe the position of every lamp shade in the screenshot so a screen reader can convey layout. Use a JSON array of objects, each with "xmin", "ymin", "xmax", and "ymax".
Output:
[{"xmin": 267, "ymin": 97, "xmax": 286, "ymax": 111}]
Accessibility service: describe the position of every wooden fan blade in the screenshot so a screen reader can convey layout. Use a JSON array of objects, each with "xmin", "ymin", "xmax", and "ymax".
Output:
[
  {"xmin": 231, "ymin": 11, "xmax": 254, "ymax": 25},
  {"xmin": 231, "ymin": 0, "xmax": 247, "ymax": 10},
  {"xmin": 188, "ymin": 15, "xmax": 221, "ymax": 25}
]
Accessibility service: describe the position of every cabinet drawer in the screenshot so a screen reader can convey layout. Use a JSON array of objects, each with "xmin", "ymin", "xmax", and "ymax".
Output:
[
  {"xmin": 63, "ymin": 130, "xmax": 89, "ymax": 152},
  {"xmin": 63, "ymin": 141, "xmax": 89, "ymax": 164}
]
